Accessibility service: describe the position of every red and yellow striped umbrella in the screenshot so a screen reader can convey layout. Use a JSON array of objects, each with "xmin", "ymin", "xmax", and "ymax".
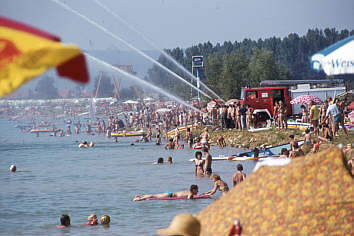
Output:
[
  {"xmin": 197, "ymin": 148, "xmax": 353, "ymax": 236},
  {"xmin": 0, "ymin": 16, "xmax": 89, "ymax": 97}
]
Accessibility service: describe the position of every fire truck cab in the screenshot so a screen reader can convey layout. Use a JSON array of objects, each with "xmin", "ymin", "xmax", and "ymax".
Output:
[{"xmin": 240, "ymin": 87, "xmax": 292, "ymax": 117}]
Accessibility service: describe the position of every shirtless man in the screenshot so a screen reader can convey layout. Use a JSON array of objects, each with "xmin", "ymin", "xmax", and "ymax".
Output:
[
  {"xmin": 202, "ymin": 147, "xmax": 212, "ymax": 175},
  {"xmin": 232, "ymin": 164, "xmax": 246, "ymax": 186},
  {"xmin": 217, "ymin": 135, "xmax": 226, "ymax": 148},
  {"xmin": 133, "ymin": 184, "xmax": 199, "ymax": 201},
  {"xmin": 164, "ymin": 138, "xmax": 175, "ymax": 150}
]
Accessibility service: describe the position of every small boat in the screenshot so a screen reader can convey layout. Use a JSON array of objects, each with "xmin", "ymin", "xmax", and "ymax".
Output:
[
  {"xmin": 111, "ymin": 130, "xmax": 145, "ymax": 137},
  {"xmin": 30, "ymin": 128, "xmax": 60, "ymax": 133},
  {"xmin": 188, "ymin": 155, "xmax": 230, "ymax": 162},
  {"xmin": 287, "ymin": 120, "xmax": 312, "ymax": 131},
  {"xmin": 231, "ymin": 141, "xmax": 304, "ymax": 159},
  {"xmin": 167, "ymin": 124, "xmax": 198, "ymax": 138}
]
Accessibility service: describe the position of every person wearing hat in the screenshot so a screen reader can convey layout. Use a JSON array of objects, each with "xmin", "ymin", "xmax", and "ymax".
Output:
[{"xmin": 157, "ymin": 213, "xmax": 201, "ymax": 236}]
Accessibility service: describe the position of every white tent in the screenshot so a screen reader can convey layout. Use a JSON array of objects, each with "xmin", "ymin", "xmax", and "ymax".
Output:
[
  {"xmin": 311, "ymin": 36, "xmax": 354, "ymax": 75},
  {"xmin": 123, "ymin": 100, "xmax": 139, "ymax": 104}
]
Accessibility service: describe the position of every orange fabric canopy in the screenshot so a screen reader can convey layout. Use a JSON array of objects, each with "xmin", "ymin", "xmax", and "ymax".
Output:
[{"xmin": 197, "ymin": 148, "xmax": 353, "ymax": 235}]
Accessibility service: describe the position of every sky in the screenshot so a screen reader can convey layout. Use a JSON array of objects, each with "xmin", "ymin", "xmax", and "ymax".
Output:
[{"xmin": 1, "ymin": 0, "xmax": 354, "ymax": 51}]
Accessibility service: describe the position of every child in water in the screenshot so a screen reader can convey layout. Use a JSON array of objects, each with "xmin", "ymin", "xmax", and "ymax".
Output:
[
  {"xmin": 86, "ymin": 214, "xmax": 98, "ymax": 226},
  {"xmin": 100, "ymin": 214, "xmax": 110, "ymax": 225},
  {"xmin": 204, "ymin": 174, "xmax": 229, "ymax": 196}
]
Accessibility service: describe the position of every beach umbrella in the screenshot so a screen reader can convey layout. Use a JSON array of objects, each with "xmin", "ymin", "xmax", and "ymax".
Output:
[
  {"xmin": 225, "ymin": 99, "xmax": 239, "ymax": 105},
  {"xmin": 196, "ymin": 148, "xmax": 353, "ymax": 235},
  {"xmin": 311, "ymin": 36, "xmax": 354, "ymax": 75},
  {"xmin": 349, "ymin": 110, "xmax": 354, "ymax": 123},
  {"xmin": 0, "ymin": 16, "xmax": 89, "ymax": 98},
  {"xmin": 290, "ymin": 95, "xmax": 322, "ymax": 105}
]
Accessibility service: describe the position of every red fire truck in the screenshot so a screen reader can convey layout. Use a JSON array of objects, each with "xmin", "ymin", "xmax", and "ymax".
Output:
[
  {"xmin": 240, "ymin": 87, "xmax": 292, "ymax": 116},
  {"xmin": 239, "ymin": 80, "xmax": 346, "ymax": 127}
]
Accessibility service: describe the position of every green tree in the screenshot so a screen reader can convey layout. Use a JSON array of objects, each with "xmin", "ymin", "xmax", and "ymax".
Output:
[{"xmin": 248, "ymin": 48, "xmax": 279, "ymax": 87}]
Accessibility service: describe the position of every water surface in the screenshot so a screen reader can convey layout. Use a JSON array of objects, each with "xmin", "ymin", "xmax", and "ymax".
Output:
[{"xmin": 0, "ymin": 119, "xmax": 255, "ymax": 235}]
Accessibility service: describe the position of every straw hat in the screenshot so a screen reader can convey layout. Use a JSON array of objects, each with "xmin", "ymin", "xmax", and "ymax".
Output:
[
  {"xmin": 100, "ymin": 214, "xmax": 110, "ymax": 225},
  {"xmin": 157, "ymin": 213, "xmax": 200, "ymax": 236}
]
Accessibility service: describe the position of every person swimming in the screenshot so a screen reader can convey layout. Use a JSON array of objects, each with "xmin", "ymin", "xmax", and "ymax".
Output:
[
  {"xmin": 79, "ymin": 141, "xmax": 89, "ymax": 148},
  {"xmin": 133, "ymin": 185, "xmax": 199, "ymax": 201},
  {"xmin": 86, "ymin": 214, "xmax": 98, "ymax": 226},
  {"xmin": 100, "ymin": 214, "xmax": 110, "ymax": 225},
  {"xmin": 9, "ymin": 165, "xmax": 16, "ymax": 172},
  {"xmin": 57, "ymin": 214, "xmax": 70, "ymax": 228},
  {"xmin": 167, "ymin": 156, "xmax": 173, "ymax": 164},
  {"xmin": 154, "ymin": 157, "xmax": 164, "ymax": 164}
]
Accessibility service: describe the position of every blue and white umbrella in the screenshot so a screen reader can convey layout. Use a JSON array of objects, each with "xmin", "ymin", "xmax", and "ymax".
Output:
[{"xmin": 311, "ymin": 36, "xmax": 354, "ymax": 75}]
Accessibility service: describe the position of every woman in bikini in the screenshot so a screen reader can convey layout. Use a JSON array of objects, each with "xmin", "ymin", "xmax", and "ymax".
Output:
[
  {"xmin": 200, "ymin": 127, "xmax": 210, "ymax": 149},
  {"xmin": 204, "ymin": 174, "xmax": 229, "ymax": 196},
  {"xmin": 194, "ymin": 151, "xmax": 205, "ymax": 176}
]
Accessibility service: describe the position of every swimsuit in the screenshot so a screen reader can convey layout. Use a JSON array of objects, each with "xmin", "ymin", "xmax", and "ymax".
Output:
[{"xmin": 219, "ymin": 183, "xmax": 229, "ymax": 192}]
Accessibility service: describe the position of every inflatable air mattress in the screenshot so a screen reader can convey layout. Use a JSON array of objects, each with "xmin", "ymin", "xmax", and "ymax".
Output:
[{"xmin": 146, "ymin": 194, "xmax": 210, "ymax": 200}]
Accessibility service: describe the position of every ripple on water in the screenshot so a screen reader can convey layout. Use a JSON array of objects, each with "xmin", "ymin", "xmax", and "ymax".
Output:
[{"xmin": 0, "ymin": 119, "xmax": 255, "ymax": 235}]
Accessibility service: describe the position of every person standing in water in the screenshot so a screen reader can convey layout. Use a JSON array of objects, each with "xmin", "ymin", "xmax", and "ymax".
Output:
[
  {"xmin": 202, "ymin": 147, "xmax": 212, "ymax": 176},
  {"xmin": 186, "ymin": 127, "xmax": 193, "ymax": 149},
  {"xmin": 232, "ymin": 164, "xmax": 246, "ymax": 186},
  {"xmin": 200, "ymin": 127, "xmax": 210, "ymax": 149},
  {"xmin": 194, "ymin": 151, "xmax": 204, "ymax": 176}
]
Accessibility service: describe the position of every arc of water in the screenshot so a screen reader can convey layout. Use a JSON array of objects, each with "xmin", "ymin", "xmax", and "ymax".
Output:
[
  {"xmin": 85, "ymin": 53, "xmax": 205, "ymax": 114},
  {"xmin": 51, "ymin": 0, "xmax": 211, "ymax": 100},
  {"xmin": 92, "ymin": 0, "xmax": 222, "ymax": 101}
]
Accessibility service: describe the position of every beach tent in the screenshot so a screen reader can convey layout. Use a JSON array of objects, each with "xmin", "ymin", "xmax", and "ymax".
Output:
[
  {"xmin": 123, "ymin": 100, "xmax": 139, "ymax": 104},
  {"xmin": 0, "ymin": 16, "xmax": 89, "ymax": 98},
  {"xmin": 196, "ymin": 148, "xmax": 353, "ymax": 236},
  {"xmin": 311, "ymin": 36, "xmax": 354, "ymax": 75}
]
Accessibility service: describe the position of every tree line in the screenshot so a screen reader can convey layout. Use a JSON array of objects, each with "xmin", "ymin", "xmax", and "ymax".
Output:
[{"xmin": 146, "ymin": 28, "xmax": 354, "ymax": 100}]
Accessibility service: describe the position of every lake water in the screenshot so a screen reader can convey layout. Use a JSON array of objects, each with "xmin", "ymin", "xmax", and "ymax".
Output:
[{"xmin": 0, "ymin": 119, "xmax": 256, "ymax": 235}]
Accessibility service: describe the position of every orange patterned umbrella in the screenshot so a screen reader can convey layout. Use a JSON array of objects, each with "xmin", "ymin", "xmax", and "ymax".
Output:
[{"xmin": 197, "ymin": 148, "xmax": 353, "ymax": 236}]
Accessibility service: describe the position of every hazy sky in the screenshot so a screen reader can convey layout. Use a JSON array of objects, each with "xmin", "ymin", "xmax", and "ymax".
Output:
[{"xmin": 2, "ymin": 0, "xmax": 354, "ymax": 51}]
